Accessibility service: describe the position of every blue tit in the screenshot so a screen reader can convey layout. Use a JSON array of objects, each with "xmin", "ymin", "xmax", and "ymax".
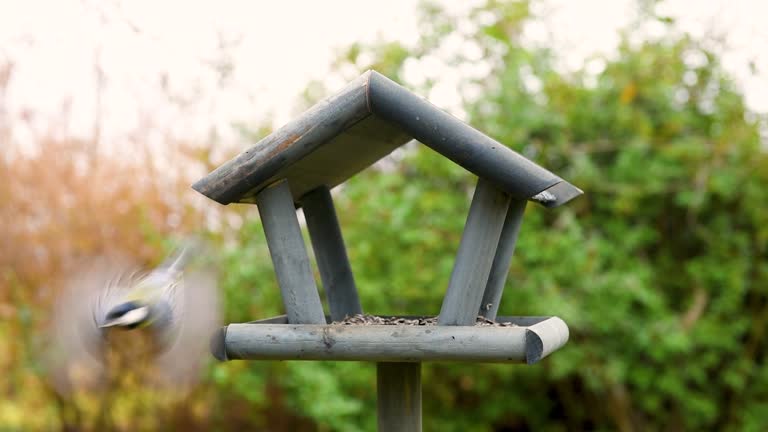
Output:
[
  {"xmin": 46, "ymin": 240, "xmax": 221, "ymax": 395},
  {"xmin": 97, "ymin": 245, "xmax": 189, "ymax": 334}
]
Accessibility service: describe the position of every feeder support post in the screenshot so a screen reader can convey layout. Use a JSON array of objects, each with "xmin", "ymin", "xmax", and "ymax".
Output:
[
  {"xmin": 439, "ymin": 178, "xmax": 511, "ymax": 326},
  {"xmin": 302, "ymin": 186, "xmax": 363, "ymax": 321},
  {"xmin": 479, "ymin": 199, "xmax": 527, "ymax": 320},
  {"xmin": 256, "ymin": 180, "xmax": 326, "ymax": 324}
]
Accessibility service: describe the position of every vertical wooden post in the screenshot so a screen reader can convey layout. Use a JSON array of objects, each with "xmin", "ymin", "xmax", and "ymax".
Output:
[
  {"xmin": 302, "ymin": 186, "xmax": 363, "ymax": 322},
  {"xmin": 255, "ymin": 180, "xmax": 326, "ymax": 324},
  {"xmin": 438, "ymin": 178, "xmax": 511, "ymax": 326},
  {"xmin": 377, "ymin": 362, "xmax": 421, "ymax": 432},
  {"xmin": 479, "ymin": 199, "xmax": 527, "ymax": 320}
]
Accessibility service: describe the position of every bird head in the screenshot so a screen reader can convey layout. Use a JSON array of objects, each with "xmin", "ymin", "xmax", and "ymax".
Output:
[{"xmin": 100, "ymin": 301, "xmax": 152, "ymax": 330}]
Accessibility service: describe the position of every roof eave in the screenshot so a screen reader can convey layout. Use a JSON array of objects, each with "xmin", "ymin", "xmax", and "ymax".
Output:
[
  {"xmin": 192, "ymin": 70, "xmax": 583, "ymax": 208},
  {"xmin": 366, "ymin": 71, "xmax": 582, "ymax": 207}
]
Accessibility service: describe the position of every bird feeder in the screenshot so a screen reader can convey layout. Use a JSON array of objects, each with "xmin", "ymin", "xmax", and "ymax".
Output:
[{"xmin": 194, "ymin": 70, "xmax": 582, "ymax": 431}]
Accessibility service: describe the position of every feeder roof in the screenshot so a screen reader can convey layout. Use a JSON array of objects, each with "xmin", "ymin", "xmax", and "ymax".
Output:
[{"xmin": 193, "ymin": 70, "xmax": 582, "ymax": 207}]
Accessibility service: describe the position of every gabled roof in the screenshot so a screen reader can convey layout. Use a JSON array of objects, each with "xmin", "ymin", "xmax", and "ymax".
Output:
[{"xmin": 193, "ymin": 70, "xmax": 582, "ymax": 207}]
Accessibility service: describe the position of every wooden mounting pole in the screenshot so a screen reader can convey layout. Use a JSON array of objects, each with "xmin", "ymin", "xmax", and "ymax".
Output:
[{"xmin": 377, "ymin": 362, "xmax": 421, "ymax": 432}]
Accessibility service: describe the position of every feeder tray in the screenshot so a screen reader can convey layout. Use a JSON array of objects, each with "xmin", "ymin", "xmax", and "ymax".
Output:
[{"xmin": 211, "ymin": 315, "xmax": 569, "ymax": 365}]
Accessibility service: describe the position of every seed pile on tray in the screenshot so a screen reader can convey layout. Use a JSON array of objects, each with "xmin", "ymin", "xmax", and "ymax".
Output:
[{"xmin": 332, "ymin": 314, "xmax": 517, "ymax": 327}]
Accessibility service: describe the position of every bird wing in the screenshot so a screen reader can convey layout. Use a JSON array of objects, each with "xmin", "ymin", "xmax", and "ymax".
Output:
[
  {"xmin": 46, "ymin": 255, "xmax": 141, "ymax": 395},
  {"xmin": 46, "ymin": 242, "xmax": 221, "ymax": 395},
  {"xmin": 154, "ymin": 266, "xmax": 221, "ymax": 389}
]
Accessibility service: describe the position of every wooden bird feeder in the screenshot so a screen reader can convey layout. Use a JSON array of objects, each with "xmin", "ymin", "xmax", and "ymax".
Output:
[{"xmin": 194, "ymin": 70, "xmax": 582, "ymax": 431}]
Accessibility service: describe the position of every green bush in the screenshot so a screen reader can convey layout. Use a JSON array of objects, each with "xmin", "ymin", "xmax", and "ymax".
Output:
[{"xmin": 221, "ymin": 1, "xmax": 767, "ymax": 430}]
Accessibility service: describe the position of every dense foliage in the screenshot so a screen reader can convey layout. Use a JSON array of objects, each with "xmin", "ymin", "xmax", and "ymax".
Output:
[
  {"xmin": 2, "ymin": 0, "xmax": 767, "ymax": 430},
  {"xmin": 219, "ymin": 1, "xmax": 768, "ymax": 430}
]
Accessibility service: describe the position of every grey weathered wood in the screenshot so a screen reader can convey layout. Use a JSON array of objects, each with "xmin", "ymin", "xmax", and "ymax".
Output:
[
  {"xmin": 479, "ymin": 199, "xmax": 527, "ymax": 320},
  {"xmin": 235, "ymin": 115, "xmax": 408, "ymax": 205},
  {"xmin": 525, "ymin": 317, "xmax": 571, "ymax": 364},
  {"xmin": 438, "ymin": 178, "xmax": 512, "ymax": 326},
  {"xmin": 217, "ymin": 316, "xmax": 570, "ymax": 364},
  {"xmin": 301, "ymin": 186, "xmax": 363, "ymax": 321},
  {"xmin": 367, "ymin": 72, "xmax": 581, "ymax": 206},
  {"xmin": 378, "ymin": 362, "xmax": 421, "ymax": 432},
  {"xmin": 255, "ymin": 180, "xmax": 326, "ymax": 324},
  {"xmin": 192, "ymin": 72, "xmax": 373, "ymax": 204},
  {"xmin": 192, "ymin": 72, "xmax": 411, "ymax": 205},
  {"xmin": 193, "ymin": 70, "xmax": 582, "ymax": 208}
]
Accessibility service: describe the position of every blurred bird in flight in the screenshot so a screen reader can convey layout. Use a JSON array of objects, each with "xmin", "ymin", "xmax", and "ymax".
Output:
[{"xmin": 46, "ymin": 239, "xmax": 221, "ymax": 397}]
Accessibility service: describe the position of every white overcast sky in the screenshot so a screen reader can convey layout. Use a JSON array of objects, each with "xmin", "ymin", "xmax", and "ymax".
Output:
[{"xmin": 0, "ymin": 0, "xmax": 766, "ymax": 151}]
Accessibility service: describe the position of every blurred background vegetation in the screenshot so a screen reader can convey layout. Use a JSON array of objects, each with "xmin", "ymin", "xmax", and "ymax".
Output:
[{"xmin": 2, "ymin": 0, "xmax": 767, "ymax": 430}]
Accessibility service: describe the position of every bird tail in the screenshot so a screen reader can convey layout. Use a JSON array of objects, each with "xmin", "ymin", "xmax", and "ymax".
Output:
[{"xmin": 159, "ymin": 237, "xmax": 205, "ymax": 275}]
